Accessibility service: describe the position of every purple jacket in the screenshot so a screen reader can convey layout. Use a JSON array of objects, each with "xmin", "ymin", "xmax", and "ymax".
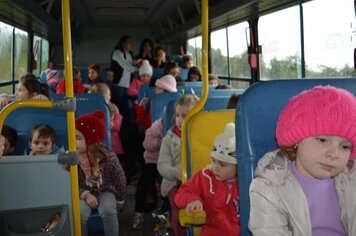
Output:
[{"xmin": 143, "ymin": 119, "xmax": 163, "ymax": 164}]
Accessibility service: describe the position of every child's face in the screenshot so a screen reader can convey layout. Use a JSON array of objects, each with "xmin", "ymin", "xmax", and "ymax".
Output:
[
  {"xmin": 296, "ymin": 136, "xmax": 351, "ymax": 179},
  {"xmin": 169, "ymin": 68, "xmax": 180, "ymax": 78},
  {"xmin": 209, "ymin": 79, "xmax": 219, "ymax": 87},
  {"xmin": 184, "ymin": 60, "xmax": 193, "ymax": 69},
  {"xmin": 3, "ymin": 139, "xmax": 14, "ymax": 156},
  {"xmin": 175, "ymin": 104, "xmax": 192, "ymax": 131},
  {"xmin": 16, "ymin": 83, "xmax": 31, "ymax": 100},
  {"xmin": 156, "ymin": 50, "xmax": 166, "ymax": 60},
  {"xmin": 211, "ymin": 157, "xmax": 237, "ymax": 181},
  {"xmin": 29, "ymin": 131, "xmax": 54, "ymax": 155},
  {"xmin": 76, "ymin": 130, "xmax": 87, "ymax": 154},
  {"xmin": 140, "ymin": 74, "xmax": 151, "ymax": 84},
  {"xmin": 88, "ymin": 69, "xmax": 99, "ymax": 82},
  {"xmin": 189, "ymin": 74, "xmax": 200, "ymax": 81},
  {"xmin": 107, "ymin": 71, "xmax": 114, "ymax": 81}
]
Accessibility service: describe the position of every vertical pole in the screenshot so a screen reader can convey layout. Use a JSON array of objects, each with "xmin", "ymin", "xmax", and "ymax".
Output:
[{"xmin": 61, "ymin": 0, "xmax": 81, "ymax": 235}]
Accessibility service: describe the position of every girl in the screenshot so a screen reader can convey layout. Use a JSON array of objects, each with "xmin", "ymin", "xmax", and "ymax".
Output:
[
  {"xmin": 89, "ymin": 83, "xmax": 124, "ymax": 157},
  {"xmin": 164, "ymin": 61, "xmax": 180, "ymax": 80},
  {"xmin": 128, "ymin": 59, "xmax": 152, "ymax": 99},
  {"xmin": 187, "ymin": 66, "xmax": 202, "ymax": 82},
  {"xmin": 175, "ymin": 123, "xmax": 240, "ymax": 236},
  {"xmin": 153, "ymin": 47, "xmax": 167, "ymax": 68},
  {"xmin": 249, "ymin": 86, "xmax": 356, "ymax": 236},
  {"xmin": 135, "ymin": 74, "xmax": 177, "ymax": 130},
  {"xmin": 137, "ymin": 38, "xmax": 155, "ymax": 64},
  {"xmin": 75, "ymin": 110, "xmax": 126, "ymax": 236},
  {"xmin": 131, "ymin": 118, "xmax": 163, "ymax": 229},
  {"xmin": 85, "ymin": 64, "xmax": 103, "ymax": 89},
  {"xmin": 25, "ymin": 124, "xmax": 64, "ymax": 155},
  {"xmin": 56, "ymin": 67, "xmax": 86, "ymax": 94},
  {"xmin": 0, "ymin": 73, "xmax": 49, "ymax": 108},
  {"xmin": 157, "ymin": 94, "xmax": 199, "ymax": 236}
]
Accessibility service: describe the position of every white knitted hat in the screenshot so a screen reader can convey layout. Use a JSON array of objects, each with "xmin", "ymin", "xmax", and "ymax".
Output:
[
  {"xmin": 211, "ymin": 123, "xmax": 237, "ymax": 164},
  {"xmin": 139, "ymin": 60, "xmax": 153, "ymax": 76}
]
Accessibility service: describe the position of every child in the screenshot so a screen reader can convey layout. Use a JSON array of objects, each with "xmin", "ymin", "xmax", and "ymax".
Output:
[
  {"xmin": 175, "ymin": 123, "xmax": 240, "ymax": 236},
  {"xmin": 1, "ymin": 125, "xmax": 17, "ymax": 156},
  {"xmin": 226, "ymin": 93, "xmax": 241, "ymax": 109},
  {"xmin": 131, "ymin": 118, "xmax": 163, "ymax": 229},
  {"xmin": 135, "ymin": 74, "xmax": 177, "ymax": 129},
  {"xmin": 164, "ymin": 61, "xmax": 181, "ymax": 80},
  {"xmin": 153, "ymin": 47, "xmax": 167, "ymax": 68},
  {"xmin": 208, "ymin": 74, "xmax": 219, "ymax": 87},
  {"xmin": 75, "ymin": 111, "xmax": 126, "ymax": 236},
  {"xmin": 137, "ymin": 38, "xmax": 155, "ymax": 64},
  {"xmin": 181, "ymin": 55, "xmax": 193, "ymax": 69},
  {"xmin": 0, "ymin": 73, "xmax": 49, "ymax": 108},
  {"xmin": 157, "ymin": 94, "xmax": 199, "ymax": 236},
  {"xmin": 85, "ymin": 64, "xmax": 103, "ymax": 89},
  {"xmin": 187, "ymin": 66, "xmax": 202, "ymax": 82},
  {"xmin": 128, "ymin": 59, "xmax": 152, "ymax": 99},
  {"xmin": 249, "ymin": 86, "xmax": 356, "ymax": 235},
  {"xmin": 89, "ymin": 83, "xmax": 124, "ymax": 157},
  {"xmin": 25, "ymin": 124, "xmax": 64, "ymax": 155},
  {"xmin": 56, "ymin": 67, "xmax": 86, "ymax": 94}
]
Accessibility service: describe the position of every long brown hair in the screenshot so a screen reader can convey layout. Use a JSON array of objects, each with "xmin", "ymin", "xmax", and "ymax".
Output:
[
  {"xmin": 277, "ymin": 146, "xmax": 297, "ymax": 160},
  {"xmin": 87, "ymin": 143, "xmax": 110, "ymax": 175}
]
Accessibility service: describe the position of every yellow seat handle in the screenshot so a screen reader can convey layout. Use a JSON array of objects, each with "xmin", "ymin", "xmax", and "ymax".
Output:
[{"xmin": 178, "ymin": 208, "xmax": 207, "ymax": 227}]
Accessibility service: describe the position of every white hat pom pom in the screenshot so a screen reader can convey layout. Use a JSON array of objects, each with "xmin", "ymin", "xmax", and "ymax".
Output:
[{"xmin": 223, "ymin": 123, "xmax": 235, "ymax": 138}]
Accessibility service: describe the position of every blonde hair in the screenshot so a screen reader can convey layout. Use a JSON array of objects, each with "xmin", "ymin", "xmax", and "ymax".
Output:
[
  {"xmin": 90, "ymin": 83, "xmax": 109, "ymax": 95},
  {"xmin": 87, "ymin": 143, "xmax": 110, "ymax": 175},
  {"xmin": 172, "ymin": 94, "xmax": 199, "ymax": 127}
]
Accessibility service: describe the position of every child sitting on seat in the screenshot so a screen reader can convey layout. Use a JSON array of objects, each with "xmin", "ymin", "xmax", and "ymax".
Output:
[
  {"xmin": 75, "ymin": 111, "xmax": 126, "ymax": 236},
  {"xmin": 128, "ymin": 59, "xmax": 152, "ymax": 99},
  {"xmin": 175, "ymin": 123, "xmax": 240, "ymax": 236},
  {"xmin": 157, "ymin": 94, "xmax": 199, "ymax": 236},
  {"xmin": 84, "ymin": 64, "xmax": 103, "ymax": 89},
  {"xmin": 0, "ymin": 73, "xmax": 49, "ymax": 109},
  {"xmin": 56, "ymin": 67, "xmax": 86, "ymax": 94},
  {"xmin": 249, "ymin": 86, "xmax": 356, "ymax": 235},
  {"xmin": 1, "ymin": 125, "xmax": 17, "ymax": 156},
  {"xmin": 25, "ymin": 124, "xmax": 64, "ymax": 155}
]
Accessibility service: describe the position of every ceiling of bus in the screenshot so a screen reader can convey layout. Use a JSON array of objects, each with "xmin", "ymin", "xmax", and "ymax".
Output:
[{"xmin": 0, "ymin": 0, "xmax": 311, "ymax": 42}]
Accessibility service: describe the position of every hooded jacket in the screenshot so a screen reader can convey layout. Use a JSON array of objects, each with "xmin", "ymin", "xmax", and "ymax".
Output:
[
  {"xmin": 175, "ymin": 167, "xmax": 240, "ymax": 236},
  {"xmin": 249, "ymin": 150, "xmax": 356, "ymax": 236}
]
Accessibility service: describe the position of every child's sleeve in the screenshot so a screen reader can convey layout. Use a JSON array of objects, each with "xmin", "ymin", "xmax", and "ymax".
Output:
[
  {"xmin": 157, "ymin": 135, "xmax": 179, "ymax": 181},
  {"xmin": 111, "ymin": 112, "xmax": 123, "ymax": 132},
  {"xmin": 134, "ymin": 104, "xmax": 151, "ymax": 129},
  {"xmin": 249, "ymin": 178, "xmax": 291, "ymax": 235},
  {"xmin": 143, "ymin": 120, "xmax": 163, "ymax": 152},
  {"xmin": 110, "ymin": 153, "xmax": 127, "ymax": 203},
  {"xmin": 174, "ymin": 171, "xmax": 204, "ymax": 208}
]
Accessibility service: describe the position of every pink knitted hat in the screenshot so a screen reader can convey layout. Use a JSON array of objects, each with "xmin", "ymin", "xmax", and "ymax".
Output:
[
  {"xmin": 276, "ymin": 86, "xmax": 356, "ymax": 159},
  {"xmin": 155, "ymin": 75, "xmax": 177, "ymax": 92}
]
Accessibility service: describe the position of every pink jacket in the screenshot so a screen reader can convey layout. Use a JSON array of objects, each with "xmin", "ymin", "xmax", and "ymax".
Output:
[
  {"xmin": 143, "ymin": 119, "xmax": 163, "ymax": 164},
  {"xmin": 175, "ymin": 168, "xmax": 240, "ymax": 236},
  {"xmin": 111, "ymin": 112, "xmax": 124, "ymax": 155},
  {"xmin": 128, "ymin": 77, "xmax": 144, "ymax": 97}
]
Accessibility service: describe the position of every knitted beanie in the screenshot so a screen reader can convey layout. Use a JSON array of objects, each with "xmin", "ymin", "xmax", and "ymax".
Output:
[
  {"xmin": 155, "ymin": 75, "xmax": 177, "ymax": 92},
  {"xmin": 75, "ymin": 110, "xmax": 106, "ymax": 145},
  {"xmin": 211, "ymin": 123, "xmax": 237, "ymax": 164},
  {"xmin": 139, "ymin": 60, "xmax": 153, "ymax": 76},
  {"xmin": 276, "ymin": 85, "xmax": 356, "ymax": 159}
]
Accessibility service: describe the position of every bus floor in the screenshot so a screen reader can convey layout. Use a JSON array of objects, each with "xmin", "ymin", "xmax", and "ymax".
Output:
[{"xmin": 89, "ymin": 186, "xmax": 174, "ymax": 236}]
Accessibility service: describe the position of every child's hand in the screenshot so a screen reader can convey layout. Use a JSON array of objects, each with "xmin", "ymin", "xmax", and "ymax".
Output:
[
  {"xmin": 186, "ymin": 200, "xmax": 203, "ymax": 216},
  {"xmin": 85, "ymin": 193, "xmax": 98, "ymax": 208},
  {"xmin": 138, "ymin": 97, "xmax": 149, "ymax": 107},
  {"xmin": 0, "ymin": 96, "xmax": 9, "ymax": 109}
]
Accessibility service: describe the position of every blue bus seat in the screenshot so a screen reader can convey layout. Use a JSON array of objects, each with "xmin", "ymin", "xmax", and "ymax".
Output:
[
  {"xmin": 180, "ymin": 69, "xmax": 189, "ymax": 80},
  {"xmin": 39, "ymin": 71, "xmax": 47, "ymax": 84},
  {"xmin": 4, "ymin": 93, "xmax": 111, "ymax": 155},
  {"xmin": 80, "ymin": 68, "xmax": 89, "ymax": 84},
  {"xmin": 153, "ymin": 68, "xmax": 164, "ymax": 78},
  {"xmin": 101, "ymin": 69, "xmax": 109, "ymax": 82},
  {"xmin": 138, "ymin": 83, "xmax": 150, "ymax": 101},
  {"xmin": 236, "ymin": 78, "xmax": 356, "ymax": 236},
  {"xmin": 150, "ymin": 92, "xmax": 181, "ymax": 123}
]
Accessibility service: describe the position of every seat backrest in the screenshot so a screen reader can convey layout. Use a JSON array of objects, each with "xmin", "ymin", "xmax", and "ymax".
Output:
[
  {"xmin": 153, "ymin": 68, "xmax": 164, "ymax": 78},
  {"xmin": 180, "ymin": 69, "xmax": 189, "ymax": 81},
  {"xmin": 236, "ymin": 78, "xmax": 356, "ymax": 236},
  {"xmin": 5, "ymin": 93, "xmax": 111, "ymax": 155},
  {"xmin": 186, "ymin": 110, "xmax": 235, "ymax": 178},
  {"xmin": 138, "ymin": 83, "xmax": 150, "ymax": 101},
  {"xmin": 150, "ymin": 92, "xmax": 181, "ymax": 123}
]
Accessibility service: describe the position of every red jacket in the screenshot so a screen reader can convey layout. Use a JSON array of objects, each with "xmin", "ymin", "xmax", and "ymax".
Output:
[
  {"xmin": 56, "ymin": 79, "xmax": 86, "ymax": 94},
  {"xmin": 111, "ymin": 112, "xmax": 124, "ymax": 155},
  {"xmin": 175, "ymin": 168, "xmax": 240, "ymax": 236},
  {"xmin": 128, "ymin": 78, "xmax": 144, "ymax": 98},
  {"xmin": 134, "ymin": 104, "xmax": 151, "ymax": 130}
]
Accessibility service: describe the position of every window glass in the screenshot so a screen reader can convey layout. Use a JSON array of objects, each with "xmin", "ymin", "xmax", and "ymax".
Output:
[
  {"xmin": 0, "ymin": 85, "xmax": 13, "ymax": 94},
  {"xmin": 187, "ymin": 38, "xmax": 198, "ymax": 66},
  {"xmin": 187, "ymin": 36, "xmax": 202, "ymax": 68},
  {"xmin": 259, "ymin": 6, "xmax": 302, "ymax": 80},
  {"xmin": 228, "ymin": 22, "xmax": 250, "ymax": 78},
  {"xmin": 231, "ymin": 80, "xmax": 250, "ymax": 89},
  {"xmin": 41, "ymin": 38, "xmax": 49, "ymax": 73},
  {"xmin": 14, "ymin": 28, "xmax": 28, "ymax": 81},
  {"xmin": 32, "ymin": 35, "xmax": 41, "ymax": 76},
  {"xmin": 303, "ymin": 0, "xmax": 355, "ymax": 77},
  {"xmin": 211, "ymin": 28, "xmax": 228, "ymax": 76},
  {"xmin": 0, "ymin": 22, "xmax": 13, "ymax": 82}
]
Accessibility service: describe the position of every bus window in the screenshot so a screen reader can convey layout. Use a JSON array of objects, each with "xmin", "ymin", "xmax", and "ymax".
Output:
[
  {"xmin": 14, "ymin": 28, "xmax": 28, "ymax": 82},
  {"xmin": 41, "ymin": 39, "xmax": 49, "ymax": 74},
  {"xmin": 0, "ymin": 22, "xmax": 13, "ymax": 83},
  {"xmin": 187, "ymin": 36, "xmax": 202, "ymax": 68},
  {"xmin": 211, "ymin": 28, "xmax": 228, "ymax": 77},
  {"xmin": 303, "ymin": 0, "xmax": 355, "ymax": 77},
  {"xmin": 227, "ymin": 22, "xmax": 250, "ymax": 79},
  {"xmin": 32, "ymin": 36, "xmax": 49, "ymax": 76},
  {"xmin": 259, "ymin": 6, "xmax": 302, "ymax": 80}
]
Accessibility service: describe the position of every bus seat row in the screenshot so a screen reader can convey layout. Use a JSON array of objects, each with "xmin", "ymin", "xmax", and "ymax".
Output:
[
  {"xmin": 4, "ymin": 93, "xmax": 111, "ymax": 155},
  {"xmin": 236, "ymin": 78, "xmax": 356, "ymax": 236},
  {"xmin": 152, "ymin": 68, "xmax": 189, "ymax": 80}
]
